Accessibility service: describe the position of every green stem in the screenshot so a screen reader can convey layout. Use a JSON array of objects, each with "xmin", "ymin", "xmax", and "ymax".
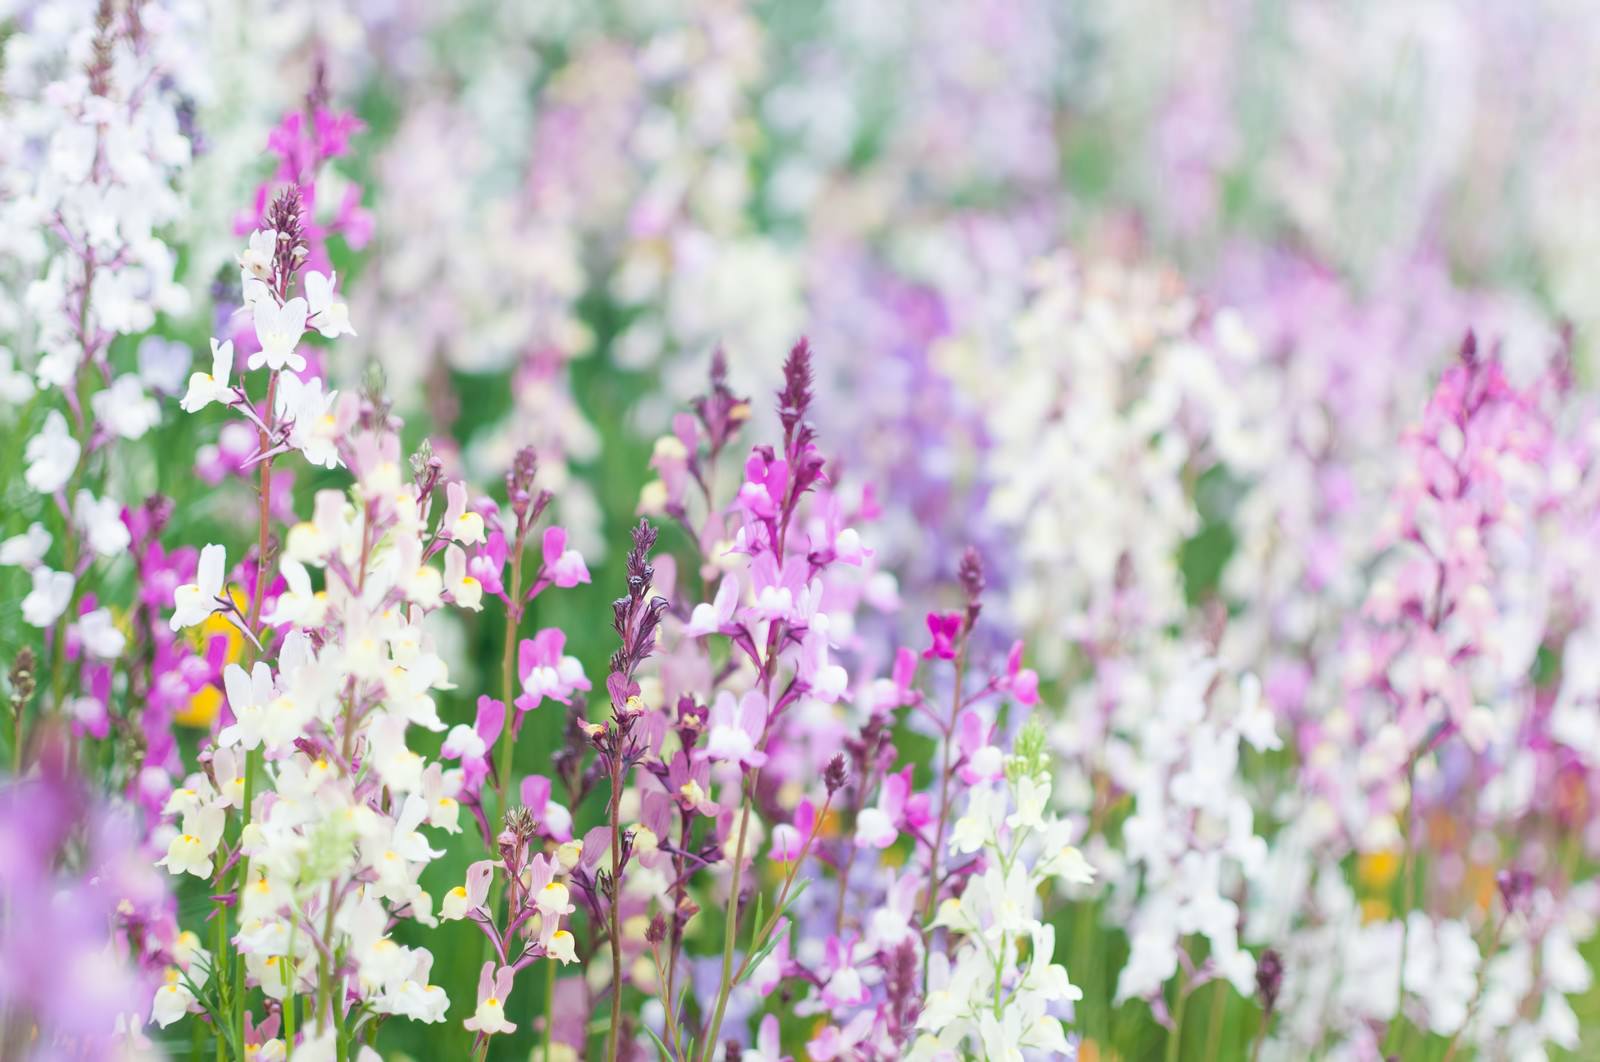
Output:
[
  {"xmin": 214, "ymin": 896, "xmax": 228, "ymax": 1062},
  {"xmin": 1383, "ymin": 768, "xmax": 1419, "ymax": 1057},
  {"xmin": 232, "ymin": 748, "xmax": 260, "ymax": 1053},
  {"xmin": 543, "ymin": 956, "xmax": 556, "ymax": 1062},
  {"xmin": 1166, "ymin": 966, "xmax": 1189, "ymax": 1062},
  {"xmin": 283, "ymin": 915, "xmax": 298, "ymax": 1050},
  {"xmin": 699, "ymin": 785, "xmax": 754, "ymax": 1062},
  {"xmin": 1202, "ymin": 978, "xmax": 1227, "ymax": 1062}
]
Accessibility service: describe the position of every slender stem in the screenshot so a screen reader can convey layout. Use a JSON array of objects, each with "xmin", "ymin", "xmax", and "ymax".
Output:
[
  {"xmin": 494, "ymin": 532, "xmax": 525, "ymax": 815},
  {"xmin": 1249, "ymin": 1008, "xmax": 1272, "ymax": 1062},
  {"xmin": 1202, "ymin": 978, "xmax": 1227, "ymax": 1062},
  {"xmin": 717, "ymin": 792, "xmax": 832, "ymax": 992},
  {"xmin": 231, "ymin": 749, "xmax": 259, "ymax": 1051},
  {"xmin": 699, "ymin": 784, "xmax": 754, "ymax": 1062},
  {"xmin": 1166, "ymin": 967, "xmax": 1189, "ymax": 1062},
  {"xmin": 316, "ymin": 885, "xmax": 338, "ymax": 1035},
  {"xmin": 543, "ymin": 956, "xmax": 556, "ymax": 1062},
  {"xmin": 214, "ymin": 905, "xmax": 228, "ymax": 1062},
  {"xmin": 487, "ymin": 533, "xmax": 526, "ymax": 975},
  {"xmin": 605, "ymin": 757, "xmax": 624, "ymax": 1062},
  {"xmin": 649, "ymin": 942, "xmax": 687, "ymax": 1062},
  {"xmin": 664, "ymin": 813, "xmax": 692, "ymax": 1013},
  {"xmin": 1383, "ymin": 766, "xmax": 1418, "ymax": 1056}
]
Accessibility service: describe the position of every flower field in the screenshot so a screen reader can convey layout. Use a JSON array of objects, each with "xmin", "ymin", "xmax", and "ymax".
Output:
[{"xmin": 3, "ymin": 2, "xmax": 1600, "ymax": 1059}]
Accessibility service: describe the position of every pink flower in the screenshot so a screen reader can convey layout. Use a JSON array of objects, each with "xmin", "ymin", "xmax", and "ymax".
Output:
[
  {"xmin": 808, "ymin": 1013, "xmax": 875, "ymax": 1061},
  {"xmin": 686, "ymin": 573, "xmax": 740, "ymax": 637},
  {"xmin": 462, "ymin": 962, "xmax": 516, "ymax": 1036},
  {"xmin": 745, "ymin": 554, "xmax": 809, "ymax": 624},
  {"xmin": 469, "ymin": 531, "xmax": 508, "ymax": 596},
  {"xmin": 701, "ymin": 690, "xmax": 769, "ymax": 769},
  {"xmin": 769, "ymin": 799, "xmax": 815, "ymax": 862},
  {"xmin": 923, "ymin": 611, "xmax": 962, "ymax": 660},
  {"xmin": 870, "ymin": 647, "xmax": 920, "ymax": 713},
  {"xmin": 736, "ymin": 449, "xmax": 788, "ymax": 520},
  {"xmin": 746, "ymin": 1015, "xmax": 787, "ymax": 1062},
  {"xmin": 957, "ymin": 710, "xmax": 1005, "ymax": 785},
  {"xmin": 999, "ymin": 640, "xmax": 1039, "ymax": 706},
  {"xmin": 817, "ymin": 934, "xmax": 871, "ymax": 1009},
  {"xmin": 855, "ymin": 765, "xmax": 928, "ymax": 848},
  {"xmin": 541, "ymin": 526, "xmax": 590, "ymax": 588},
  {"xmin": 520, "ymin": 774, "xmax": 573, "ymax": 842},
  {"xmin": 442, "ymin": 696, "xmax": 504, "ymax": 794}
]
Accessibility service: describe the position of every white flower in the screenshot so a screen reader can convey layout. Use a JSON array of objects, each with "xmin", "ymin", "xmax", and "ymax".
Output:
[
  {"xmin": 75, "ymin": 491, "xmax": 130, "ymax": 557},
  {"xmin": 217, "ymin": 661, "xmax": 277, "ymax": 750},
  {"xmin": 854, "ymin": 806, "xmax": 897, "ymax": 849},
  {"xmin": 262, "ymin": 559, "xmax": 327, "ymax": 628},
  {"xmin": 22, "ymin": 567, "xmax": 74, "ymax": 627},
  {"xmin": 305, "ymin": 270, "xmax": 356, "ymax": 338},
  {"xmin": 248, "ymin": 296, "xmax": 308, "ymax": 372},
  {"xmin": 24, "ymin": 410, "xmax": 80, "ymax": 493},
  {"xmin": 170, "ymin": 543, "xmax": 226, "ymax": 630},
  {"xmin": 0, "ymin": 522, "xmax": 51, "ymax": 568},
  {"xmin": 150, "ymin": 971, "xmax": 196, "ymax": 1028},
  {"xmin": 180, "ymin": 338, "xmax": 235, "ymax": 413},
  {"xmin": 275, "ymin": 373, "xmax": 340, "ymax": 468},
  {"xmin": 77, "ymin": 608, "xmax": 125, "ymax": 659},
  {"xmin": 158, "ymin": 806, "xmax": 225, "ymax": 877},
  {"xmin": 237, "ymin": 229, "xmax": 275, "ymax": 305},
  {"xmin": 546, "ymin": 929, "xmax": 577, "ymax": 964},
  {"xmin": 1005, "ymin": 775, "xmax": 1051, "ymax": 831},
  {"xmin": 950, "ymin": 785, "xmax": 1006, "ymax": 854},
  {"xmin": 444, "ymin": 546, "xmax": 482, "ymax": 611},
  {"xmin": 91, "ymin": 375, "xmax": 161, "ymax": 439},
  {"xmin": 0, "ymin": 346, "xmax": 34, "ymax": 403}
]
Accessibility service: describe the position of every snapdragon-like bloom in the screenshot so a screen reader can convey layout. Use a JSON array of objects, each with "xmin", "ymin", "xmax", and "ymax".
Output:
[
  {"xmin": 169, "ymin": 543, "xmax": 226, "ymax": 630},
  {"xmin": 463, "ymin": 962, "xmax": 517, "ymax": 1036}
]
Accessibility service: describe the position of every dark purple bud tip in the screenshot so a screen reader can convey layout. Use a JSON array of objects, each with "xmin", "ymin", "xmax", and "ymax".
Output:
[
  {"xmin": 1255, "ymin": 948, "xmax": 1283, "ymax": 1013},
  {"xmin": 824, "ymin": 753, "xmax": 849, "ymax": 795}
]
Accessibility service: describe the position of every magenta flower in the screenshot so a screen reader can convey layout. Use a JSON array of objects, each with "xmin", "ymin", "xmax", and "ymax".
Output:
[{"xmin": 923, "ymin": 611, "xmax": 962, "ymax": 660}]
